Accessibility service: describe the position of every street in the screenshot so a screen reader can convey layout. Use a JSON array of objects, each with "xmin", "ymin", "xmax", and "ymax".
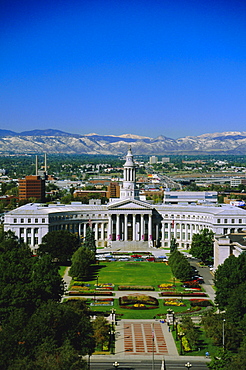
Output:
[{"xmin": 90, "ymin": 359, "xmax": 209, "ymax": 369}]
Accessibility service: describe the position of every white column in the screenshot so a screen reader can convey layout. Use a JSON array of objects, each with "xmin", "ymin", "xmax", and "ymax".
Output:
[
  {"xmin": 132, "ymin": 214, "xmax": 136, "ymax": 241},
  {"xmin": 116, "ymin": 214, "xmax": 120, "ymax": 240},
  {"xmin": 95, "ymin": 222, "xmax": 99, "ymax": 241},
  {"xmin": 141, "ymin": 214, "xmax": 144, "ymax": 241},
  {"xmin": 174, "ymin": 222, "xmax": 177, "ymax": 239},
  {"xmin": 124, "ymin": 214, "xmax": 128, "ymax": 241},
  {"xmin": 148, "ymin": 214, "xmax": 152, "ymax": 240},
  {"xmin": 185, "ymin": 224, "xmax": 188, "ymax": 243},
  {"xmin": 78, "ymin": 223, "xmax": 81, "ymax": 238},
  {"xmin": 107, "ymin": 215, "xmax": 112, "ymax": 240},
  {"xmin": 161, "ymin": 221, "xmax": 165, "ymax": 247},
  {"xmin": 31, "ymin": 228, "xmax": 35, "ymax": 246},
  {"xmin": 83, "ymin": 223, "xmax": 87, "ymax": 238},
  {"xmin": 38, "ymin": 228, "xmax": 42, "ymax": 245},
  {"xmin": 100, "ymin": 223, "xmax": 104, "ymax": 240},
  {"xmin": 24, "ymin": 228, "xmax": 27, "ymax": 244},
  {"xmin": 168, "ymin": 223, "xmax": 172, "ymax": 243}
]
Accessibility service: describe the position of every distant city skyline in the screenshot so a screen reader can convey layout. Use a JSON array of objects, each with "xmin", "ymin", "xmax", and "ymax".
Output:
[{"xmin": 1, "ymin": 0, "xmax": 246, "ymax": 139}]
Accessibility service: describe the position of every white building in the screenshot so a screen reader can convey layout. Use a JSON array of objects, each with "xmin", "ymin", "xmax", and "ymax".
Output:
[
  {"xmin": 4, "ymin": 148, "xmax": 246, "ymax": 253},
  {"xmin": 163, "ymin": 190, "xmax": 218, "ymax": 204},
  {"xmin": 149, "ymin": 156, "xmax": 158, "ymax": 164},
  {"xmin": 214, "ymin": 232, "xmax": 246, "ymax": 269}
]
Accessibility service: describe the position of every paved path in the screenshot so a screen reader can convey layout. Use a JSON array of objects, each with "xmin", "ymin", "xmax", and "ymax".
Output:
[{"xmin": 115, "ymin": 319, "xmax": 178, "ymax": 357}]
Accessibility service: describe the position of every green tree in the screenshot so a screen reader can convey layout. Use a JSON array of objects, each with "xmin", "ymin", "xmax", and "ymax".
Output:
[
  {"xmin": 0, "ymin": 243, "xmax": 35, "ymax": 319},
  {"xmin": 92, "ymin": 316, "xmax": 110, "ymax": 351},
  {"xmin": 69, "ymin": 247, "xmax": 95, "ymax": 279},
  {"xmin": 83, "ymin": 227, "xmax": 96, "ymax": 253},
  {"xmin": 170, "ymin": 237, "xmax": 178, "ymax": 253},
  {"xmin": 0, "ymin": 302, "xmax": 95, "ymax": 369},
  {"xmin": 39, "ymin": 230, "xmax": 80, "ymax": 265},
  {"xmin": 190, "ymin": 228, "xmax": 214, "ymax": 264},
  {"xmin": 61, "ymin": 193, "xmax": 73, "ymax": 204},
  {"xmin": 168, "ymin": 251, "xmax": 193, "ymax": 281},
  {"xmin": 214, "ymin": 254, "xmax": 244, "ymax": 310},
  {"xmin": 180, "ymin": 317, "xmax": 199, "ymax": 350},
  {"xmin": 31, "ymin": 254, "xmax": 65, "ymax": 306},
  {"xmin": 208, "ymin": 349, "xmax": 232, "ymax": 370}
]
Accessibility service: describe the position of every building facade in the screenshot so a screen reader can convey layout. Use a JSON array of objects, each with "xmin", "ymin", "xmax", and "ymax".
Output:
[
  {"xmin": 18, "ymin": 175, "xmax": 46, "ymax": 202},
  {"xmin": 4, "ymin": 148, "xmax": 246, "ymax": 253},
  {"xmin": 214, "ymin": 232, "xmax": 246, "ymax": 269}
]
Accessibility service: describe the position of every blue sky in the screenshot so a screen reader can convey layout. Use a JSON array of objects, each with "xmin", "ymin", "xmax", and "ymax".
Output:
[{"xmin": 1, "ymin": 0, "xmax": 246, "ymax": 139}]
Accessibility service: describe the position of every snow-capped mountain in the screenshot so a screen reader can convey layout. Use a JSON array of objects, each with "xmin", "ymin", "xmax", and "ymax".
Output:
[{"xmin": 0, "ymin": 129, "xmax": 246, "ymax": 155}]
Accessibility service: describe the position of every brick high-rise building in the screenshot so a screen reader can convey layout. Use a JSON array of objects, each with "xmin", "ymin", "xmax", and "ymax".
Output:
[
  {"xmin": 107, "ymin": 182, "xmax": 120, "ymax": 199},
  {"xmin": 19, "ymin": 175, "xmax": 45, "ymax": 202}
]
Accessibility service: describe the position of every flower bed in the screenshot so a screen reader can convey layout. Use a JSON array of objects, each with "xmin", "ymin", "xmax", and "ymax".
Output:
[
  {"xmin": 68, "ymin": 291, "xmax": 113, "ymax": 296},
  {"xmin": 190, "ymin": 299, "xmax": 213, "ymax": 307},
  {"xmin": 119, "ymin": 294, "xmax": 158, "ymax": 309},
  {"xmin": 118, "ymin": 285, "xmax": 155, "ymax": 291},
  {"xmin": 94, "ymin": 283, "xmax": 114, "ymax": 291},
  {"xmin": 72, "ymin": 282, "xmax": 90, "ymax": 287},
  {"xmin": 90, "ymin": 298, "xmax": 114, "ymax": 307},
  {"xmin": 71, "ymin": 286, "xmax": 90, "ymax": 291},
  {"xmin": 163, "ymin": 299, "xmax": 186, "ymax": 307},
  {"xmin": 160, "ymin": 291, "xmax": 207, "ymax": 297},
  {"xmin": 121, "ymin": 304, "xmax": 159, "ymax": 310},
  {"xmin": 158, "ymin": 284, "xmax": 175, "ymax": 289},
  {"xmin": 182, "ymin": 281, "xmax": 201, "ymax": 288}
]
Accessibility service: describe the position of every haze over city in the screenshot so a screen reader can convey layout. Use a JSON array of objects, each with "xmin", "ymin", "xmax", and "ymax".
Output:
[{"xmin": 1, "ymin": 0, "xmax": 246, "ymax": 139}]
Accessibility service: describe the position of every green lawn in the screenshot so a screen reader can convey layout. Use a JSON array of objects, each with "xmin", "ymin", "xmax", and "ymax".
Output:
[
  {"xmin": 59, "ymin": 266, "xmax": 67, "ymax": 277},
  {"xmin": 85, "ymin": 261, "xmax": 174, "ymax": 289}
]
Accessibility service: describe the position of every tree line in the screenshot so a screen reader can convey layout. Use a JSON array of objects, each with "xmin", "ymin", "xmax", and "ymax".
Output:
[{"xmin": 0, "ymin": 228, "xmax": 108, "ymax": 369}]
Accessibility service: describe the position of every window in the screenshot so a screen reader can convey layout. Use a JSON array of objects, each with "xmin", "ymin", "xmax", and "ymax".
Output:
[
  {"xmin": 232, "ymin": 219, "xmax": 235, "ymax": 223},
  {"xmin": 14, "ymin": 219, "xmax": 17, "ymax": 223},
  {"xmin": 28, "ymin": 218, "xmax": 31, "ymax": 223},
  {"xmin": 21, "ymin": 219, "xmax": 24, "ymax": 223},
  {"xmin": 27, "ymin": 228, "xmax": 31, "ymax": 234},
  {"xmin": 187, "ymin": 224, "xmax": 190, "ymax": 230},
  {"xmin": 217, "ymin": 219, "xmax": 221, "ymax": 223},
  {"xmin": 224, "ymin": 228, "xmax": 228, "ymax": 234},
  {"xmin": 34, "ymin": 237, "xmax": 39, "ymax": 245},
  {"xmin": 27, "ymin": 237, "xmax": 31, "ymax": 245},
  {"xmin": 239, "ymin": 219, "xmax": 242, "ymax": 223},
  {"xmin": 35, "ymin": 218, "xmax": 38, "ymax": 223},
  {"xmin": 42, "ymin": 218, "xmax": 45, "ymax": 223},
  {"xmin": 34, "ymin": 228, "xmax": 38, "ymax": 234},
  {"xmin": 20, "ymin": 228, "xmax": 24, "ymax": 234},
  {"xmin": 224, "ymin": 219, "xmax": 227, "ymax": 223}
]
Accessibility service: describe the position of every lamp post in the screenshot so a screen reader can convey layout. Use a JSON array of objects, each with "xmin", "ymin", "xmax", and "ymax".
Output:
[
  {"xmin": 222, "ymin": 319, "xmax": 226, "ymax": 350},
  {"xmin": 185, "ymin": 362, "xmax": 192, "ymax": 369},
  {"xmin": 175, "ymin": 321, "xmax": 178, "ymax": 341},
  {"xmin": 113, "ymin": 361, "xmax": 119, "ymax": 369}
]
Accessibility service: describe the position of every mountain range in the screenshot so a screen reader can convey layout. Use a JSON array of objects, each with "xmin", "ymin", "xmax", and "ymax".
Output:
[{"xmin": 1, "ymin": 129, "xmax": 246, "ymax": 155}]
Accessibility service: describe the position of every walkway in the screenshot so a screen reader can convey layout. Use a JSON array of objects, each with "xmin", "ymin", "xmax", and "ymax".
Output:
[{"xmin": 115, "ymin": 319, "xmax": 178, "ymax": 357}]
